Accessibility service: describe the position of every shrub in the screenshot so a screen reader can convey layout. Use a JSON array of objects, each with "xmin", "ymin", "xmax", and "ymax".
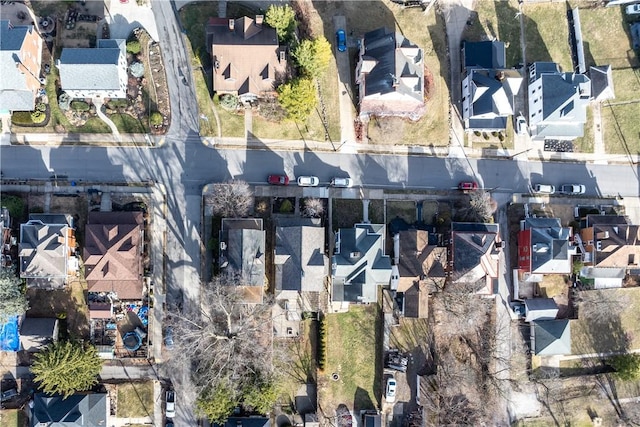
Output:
[
  {"xmin": 219, "ymin": 94, "xmax": 239, "ymax": 110},
  {"xmin": 11, "ymin": 111, "xmax": 33, "ymax": 125},
  {"xmin": 0, "ymin": 195, "xmax": 25, "ymax": 219},
  {"xmin": 129, "ymin": 61, "xmax": 144, "ymax": 78},
  {"xmin": 279, "ymin": 199, "xmax": 293, "ymax": 214},
  {"xmin": 126, "ymin": 40, "xmax": 141, "ymax": 54},
  {"xmin": 35, "ymin": 103, "xmax": 46, "ymax": 112},
  {"xmin": 31, "ymin": 111, "xmax": 46, "ymax": 124},
  {"xmin": 107, "ymin": 99, "xmax": 128, "ymax": 109},
  {"xmin": 58, "ymin": 92, "xmax": 71, "ymax": 111},
  {"xmin": 70, "ymin": 101, "xmax": 90, "ymax": 112},
  {"xmin": 317, "ymin": 316, "xmax": 327, "ymax": 371},
  {"xmin": 150, "ymin": 112, "xmax": 163, "ymax": 127},
  {"xmin": 473, "ymin": 131, "xmax": 481, "ymax": 136}
]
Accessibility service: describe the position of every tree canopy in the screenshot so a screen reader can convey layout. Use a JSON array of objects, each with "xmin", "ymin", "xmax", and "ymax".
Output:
[
  {"xmin": 205, "ymin": 180, "xmax": 253, "ymax": 218},
  {"xmin": 0, "ymin": 270, "xmax": 28, "ymax": 324},
  {"xmin": 292, "ymin": 37, "xmax": 332, "ymax": 78},
  {"xmin": 31, "ymin": 341, "xmax": 103, "ymax": 398},
  {"xmin": 196, "ymin": 382, "xmax": 238, "ymax": 425},
  {"xmin": 265, "ymin": 4, "xmax": 296, "ymax": 42},
  {"xmin": 610, "ymin": 353, "xmax": 640, "ymax": 380},
  {"xmin": 277, "ymin": 77, "xmax": 317, "ymax": 123}
]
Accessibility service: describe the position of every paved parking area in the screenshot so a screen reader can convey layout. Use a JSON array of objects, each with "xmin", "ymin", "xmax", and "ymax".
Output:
[{"xmin": 106, "ymin": 0, "xmax": 158, "ymax": 41}]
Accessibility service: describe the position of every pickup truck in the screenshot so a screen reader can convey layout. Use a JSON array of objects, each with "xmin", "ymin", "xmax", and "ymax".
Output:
[{"xmin": 561, "ymin": 184, "xmax": 586, "ymax": 195}]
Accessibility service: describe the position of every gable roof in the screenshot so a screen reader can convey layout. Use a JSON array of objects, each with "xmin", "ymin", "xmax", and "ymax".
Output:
[
  {"xmin": 58, "ymin": 39, "xmax": 126, "ymax": 91},
  {"xmin": 274, "ymin": 225, "xmax": 326, "ymax": 294},
  {"xmin": 532, "ymin": 319, "xmax": 571, "ymax": 355},
  {"xmin": 356, "ymin": 27, "xmax": 425, "ymax": 120},
  {"xmin": 221, "ymin": 218, "xmax": 265, "ymax": 288},
  {"xmin": 451, "ymin": 222, "xmax": 499, "ymax": 293},
  {"xmin": 589, "ymin": 65, "xmax": 615, "ymax": 101},
  {"xmin": 83, "ymin": 211, "xmax": 144, "ymax": 300},
  {"xmin": 396, "ymin": 229, "xmax": 445, "ymax": 290},
  {"xmin": 207, "ymin": 16, "xmax": 284, "ymax": 98},
  {"xmin": 592, "ymin": 224, "xmax": 640, "ymax": 268},
  {"xmin": 30, "ymin": 393, "xmax": 108, "ymax": 426},
  {"xmin": 332, "ymin": 223, "xmax": 391, "ymax": 303},
  {"xmin": 462, "ymin": 40, "xmax": 506, "ymax": 70},
  {"xmin": 0, "ymin": 20, "xmax": 40, "ymax": 112},
  {"xmin": 519, "ymin": 217, "xmax": 573, "ymax": 274},
  {"xmin": 19, "ymin": 219, "xmax": 72, "ymax": 287}
]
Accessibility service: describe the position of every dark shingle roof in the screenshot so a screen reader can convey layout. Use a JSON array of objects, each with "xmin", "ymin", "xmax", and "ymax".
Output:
[
  {"xmin": 533, "ymin": 320, "xmax": 571, "ymax": 355},
  {"xmin": 31, "ymin": 393, "xmax": 108, "ymax": 426},
  {"xmin": 463, "ymin": 40, "xmax": 506, "ymax": 69}
]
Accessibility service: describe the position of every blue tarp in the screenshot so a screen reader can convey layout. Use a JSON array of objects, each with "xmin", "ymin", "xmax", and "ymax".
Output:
[{"xmin": 0, "ymin": 316, "xmax": 20, "ymax": 351}]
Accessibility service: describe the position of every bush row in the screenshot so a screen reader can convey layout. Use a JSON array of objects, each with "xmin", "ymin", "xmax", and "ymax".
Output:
[{"xmin": 317, "ymin": 314, "xmax": 327, "ymax": 371}]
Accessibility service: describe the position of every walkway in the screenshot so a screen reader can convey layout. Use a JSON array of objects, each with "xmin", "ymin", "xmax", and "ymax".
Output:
[
  {"xmin": 592, "ymin": 101, "xmax": 606, "ymax": 162},
  {"xmin": 93, "ymin": 98, "xmax": 121, "ymax": 141},
  {"xmin": 333, "ymin": 15, "xmax": 357, "ymax": 152}
]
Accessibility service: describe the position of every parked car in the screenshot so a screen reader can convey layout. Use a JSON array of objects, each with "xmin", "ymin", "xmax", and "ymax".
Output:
[
  {"xmin": 516, "ymin": 115, "xmax": 528, "ymax": 135},
  {"xmin": 385, "ymin": 378, "xmax": 397, "ymax": 403},
  {"xmin": 297, "ymin": 176, "xmax": 319, "ymax": 187},
  {"xmin": 268, "ymin": 174, "xmax": 289, "ymax": 186},
  {"xmin": 166, "ymin": 390, "xmax": 176, "ymax": 419},
  {"xmin": 336, "ymin": 29, "xmax": 347, "ymax": 52},
  {"xmin": 560, "ymin": 184, "xmax": 586, "ymax": 195},
  {"xmin": 163, "ymin": 327, "xmax": 174, "ymax": 350},
  {"xmin": 626, "ymin": 3, "xmax": 640, "ymax": 14},
  {"xmin": 331, "ymin": 177, "xmax": 353, "ymax": 188},
  {"xmin": 1, "ymin": 388, "xmax": 18, "ymax": 403},
  {"xmin": 458, "ymin": 181, "xmax": 478, "ymax": 192},
  {"xmin": 534, "ymin": 184, "xmax": 555, "ymax": 194}
]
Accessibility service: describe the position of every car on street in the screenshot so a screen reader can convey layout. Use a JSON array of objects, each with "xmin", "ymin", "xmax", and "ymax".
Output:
[
  {"xmin": 297, "ymin": 176, "xmax": 319, "ymax": 187},
  {"xmin": 560, "ymin": 184, "xmax": 586, "ymax": 195},
  {"xmin": 163, "ymin": 326, "xmax": 174, "ymax": 350},
  {"xmin": 534, "ymin": 184, "xmax": 555, "ymax": 194},
  {"xmin": 626, "ymin": 3, "xmax": 640, "ymax": 14},
  {"xmin": 458, "ymin": 181, "xmax": 478, "ymax": 192},
  {"xmin": 516, "ymin": 115, "xmax": 528, "ymax": 135},
  {"xmin": 166, "ymin": 390, "xmax": 176, "ymax": 419},
  {"xmin": 331, "ymin": 177, "xmax": 353, "ymax": 188},
  {"xmin": 385, "ymin": 378, "xmax": 397, "ymax": 403},
  {"xmin": 268, "ymin": 174, "xmax": 289, "ymax": 186},
  {"xmin": 336, "ymin": 29, "xmax": 347, "ymax": 52}
]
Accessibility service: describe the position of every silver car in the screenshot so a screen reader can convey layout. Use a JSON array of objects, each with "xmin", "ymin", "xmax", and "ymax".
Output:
[{"xmin": 330, "ymin": 177, "xmax": 353, "ymax": 188}]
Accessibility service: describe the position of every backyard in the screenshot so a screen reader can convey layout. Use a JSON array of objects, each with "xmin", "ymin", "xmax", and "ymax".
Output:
[
  {"xmin": 0, "ymin": 409, "xmax": 23, "ymax": 427},
  {"xmin": 318, "ymin": 305, "xmax": 381, "ymax": 417},
  {"xmin": 115, "ymin": 382, "xmax": 154, "ymax": 418},
  {"xmin": 273, "ymin": 319, "xmax": 317, "ymax": 404}
]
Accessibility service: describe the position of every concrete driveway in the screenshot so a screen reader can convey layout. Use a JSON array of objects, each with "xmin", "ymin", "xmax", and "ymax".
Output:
[
  {"xmin": 106, "ymin": 0, "xmax": 159, "ymax": 41},
  {"xmin": 333, "ymin": 15, "xmax": 357, "ymax": 152}
]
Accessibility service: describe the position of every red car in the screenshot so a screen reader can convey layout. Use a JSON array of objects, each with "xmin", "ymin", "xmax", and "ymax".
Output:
[
  {"xmin": 458, "ymin": 181, "xmax": 478, "ymax": 192},
  {"xmin": 268, "ymin": 174, "xmax": 289, "ymax": 185}
]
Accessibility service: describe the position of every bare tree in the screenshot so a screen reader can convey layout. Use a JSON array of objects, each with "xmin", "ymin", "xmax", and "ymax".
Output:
[
  {"xmin": 456, "ymin": 191, "xmax": 498, "ymax": 223},
  {"xmin": 206, "ymin": 180, "xmax": 253, "ymax": 218},
  {"xmin": 302, "ymin": 198, "xmax": 324, "ymax": 218}
]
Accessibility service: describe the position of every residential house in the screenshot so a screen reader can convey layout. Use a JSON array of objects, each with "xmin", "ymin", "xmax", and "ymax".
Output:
[
  {"xmin": 527, "ymin": 61, "xmax": 591, "ymax": 141},
  {"xmin": 30, "ymin": 392, "xmax": 108, "ymax": 426},
  {"xmin": 394, "ymin": 229, "xmax": 445, "ymax": 318},
  {"xmin": 450, "ymin": 222, "xmax": 501, "ymax": 295},
  {"xmin": 531, "ymin": 319, "xmax": 571, "ymax": 355},
  {"xmin": 273, "ymin": 223, "xmax": 327, "ymax": 337},
  {"xmin": 580, "ymin": 215, "xmax": 640, "ymax": 274},
  {"xmin": 518, "ymin": 217, "xmax": 575, "ymax": 276},
  {"xmin": 524, "ymin": 298, "xmax": 558, "ymax": 322},
  {"xmin": 355, "ymin": 27, "xmax": 425, "ymax": 120},
  {"xmin": 461, "ymin": 40, "xmax": 523, "ymax": 131},
  {"xmin": 58, "ymin": 39, "xmax": 127, "ymax": 99},
  {"xmin": 20, "ymin": 317, "xmax": 59, "ymax": 352},
  {"xmin": 220, "ymin": 218, "xmax": 265, "ymax": 303},
  {"xmin": 206, "ymin": 16, "xmax": 286, "ymax": 103},
  {"xmin": 19, "ymin": 214, "xmax": 77, "ymax": 289},
  {"xmin": 83, "ymin": 212, "xmax": 144, "ymax": 300},
  {"xmin": 589, "ymin": 65, "xmax": 615, "ymax": 101},
  {"xmin": 0, "ymin": 20, "xmax": 43, "ymax": 113},
  {"xmin": 331, "ymin": 223, "xmax": 391, "ymax": 309}
]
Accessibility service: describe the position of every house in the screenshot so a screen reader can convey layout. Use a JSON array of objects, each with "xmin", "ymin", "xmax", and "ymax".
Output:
[
  {"xmin": 220, "ymin": 218, "xmax": 265, "ymax": 303},
  {"xmin": 531, "ymin": 319, "xmax": 571, "ymax": 355},
  {"xmin": 273, "ymin": 223, "xmax": 326, "ymax": 337},
  {"xmin": 30, "ymin": 392, "xmax": 108, "ymax": 426},
  {"xmin": 58, "ymin": 39, "xmax": 127, "ymax": 99},
  {"xmin": 524, "ymin": 298, "xmax": 558, "ymax": 322},
  {"xmin": 206, "ymin": 16, "xmax": 286, "ymax": 103},
  {"xmin": 518, "ymin": 217, "xmax": 575, "ymax": 275},
  {"xmin": 0, "ymin": 20, "xmax": 43, "ymax": 113},
  {"xmin": 331, "ymin": 223, "xmax": 391, "ymax": 308},
  {"xmin": 450, "ymin": 222, "xmax": 501, "ymax": 295},
  {"xmin": 580, "ymin": 215, "xmax": 640, "ymax": 272},
  {"xmin": 19, "ymin": 214, "xmax": 77, "ymax": 289},
  {"xmin": 355, "ymin": 27, "xmax": 425, "ymax": 120},
  {"xmin": 83, "ymin": 212, "xmax": 144, "ymax": 300},
  {"xmin": 527, "ymin": 61, "xmax": 591, "ymax": 141},
  {"xmin": 20, "ymin": 317, "xmax": 59, "ymax": 352},
  {"xmin": 461, "ymin": 41, "xmax": 523, "ymax": 131},
  {"xmin": 589, "ymin": 65, "xmax": 615, "ymax": 101}
]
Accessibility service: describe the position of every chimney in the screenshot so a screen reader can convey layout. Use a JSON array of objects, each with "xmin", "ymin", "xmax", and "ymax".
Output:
[
  {"xmin": 228, "ymin": 19, "xmax": 235, "ymax": 31},
  {"xmin": 255, "ymin": 15, "xmax": 263, "ymax": 26}
]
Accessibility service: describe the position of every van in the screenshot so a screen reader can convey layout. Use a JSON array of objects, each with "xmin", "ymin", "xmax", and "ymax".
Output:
[{"xmin": 534, "ymin": 184, "xmax": 555, "ymax": 194}]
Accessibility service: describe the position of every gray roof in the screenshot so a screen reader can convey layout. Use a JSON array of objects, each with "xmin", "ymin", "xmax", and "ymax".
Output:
[
  {"xmin": 462, "ymin": 40, "xmax": 506, "ymax": 69},
  {"xmin": 451, "ymin": 222, "xmax": 499, "ymax": 279},
  {"xmin": 524, "ymin": 217, "xmax": 572, "ymax": 274},
  {"xmin": 590, "ymin": 65, "xmax": 615, "ymax": 101},
  {"xmin": 274, "ymin": 225, "xmax": 326, "ymax": 294},
  {"xmin": 0, "ymin": 20, "xmax": 37, "ymax": 111},
  {"xmin": 524, "ymin": 298, "xmax": 558, "ymax": 322},
  {"xmin": 463, "ymin": 68, "xmax": 522, "ymax": 131},
  {"xmin": 58, "ymin": 39, "xmax": 125, "ymax": 91},
  {"xmin": 31, "ymin": 393, "xmax": 108, "ymax": 426},
  {"xmin": 332, "ymin": 224, "xmax": 391, "ymax": 303},
  {"xmin": 20, "ymin": 317, "xmax": 58, "ymax": 352},
  {"xmin": 533, "ymin": 320, "xmax": 571, "ymax": 355},
  {"xmin": 19, "ymin": 219, "xmax": 70, "ymax": 285},
  {"xmin": 222, "ymin": 219, "xmax": 265, "ymax": 287},
  {"xmin": 29, "ymin": 213, "xmax": 74, "ymax": 228}
]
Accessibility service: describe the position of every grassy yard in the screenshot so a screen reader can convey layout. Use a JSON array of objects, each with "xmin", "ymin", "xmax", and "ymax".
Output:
[
  {"xmin": 26, "ymin": 283, "xmax": 89, "ymax": 339},
  {"xmin": 369, "ymin": 199, "xmax": 385, "ymax": 224},
  {"xmin": 602, "ymin": 100, "xmax": 640, "ymax": 155},
  {"xmin": 318, "ymin": 305, "xmax": 381, "ymax": 413},
  {"xmin": 332, "ymin": 199, "xmax": 363, "ymax": 230},
  {"xmin": 523, "ymin": 2, "xmax": 572, "ymax": 71},
  {"xmin": 572, "ymin": 107, "xmax": 594, "ymax": 154},
  {"xmin": 274, "ymin": 319, "xmax": 317, "ymax": 404},
  {"xmin": 116, "ymin": 382, "xmax": 154, "ymax": 418},
  {"xmin": 386, "ymin": 200, "xmax": 417, "ymax": 225},
  {"xmin": 110, "ymin": 114, "xmax": 148, "ymax": 134},
  {"xmin": 0, "ymin": 409, "xmax": 23, "ymax": 427}
]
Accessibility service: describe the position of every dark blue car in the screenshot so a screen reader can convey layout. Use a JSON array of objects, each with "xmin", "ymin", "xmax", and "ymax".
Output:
[{"xmin": 336, "ymin": 29, "xmax": 347, "ymax": 52}]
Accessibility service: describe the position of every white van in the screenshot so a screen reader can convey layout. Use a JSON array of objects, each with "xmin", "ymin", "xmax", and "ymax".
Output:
[{"xmin": 534, "ymin": 184, "xmax": 555, "ymax": 194}]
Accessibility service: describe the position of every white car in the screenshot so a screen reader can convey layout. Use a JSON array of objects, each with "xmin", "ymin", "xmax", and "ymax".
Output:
[
  {"xmin": 516, "ymin": 115, "xmax": 528, "ymax": 136},
  {"xmin": 331, "ymin": 177, "xmax": 353, "ymax": 188},
  {"xmin": 534, "ymin": 184, "xmax": 555, "ymax": 194},
  {"xmin": 385, "ymin": 378, "xmax": 397, "ymax": 403},
  {"xmin": 165, "ymin": 390, "xmax": 176, "ymax": 419},
  {"xmin": 297, "ymin": 176, "xmax": 319, "ymax": 187},
  {"xmin": 560, "ymin": 184, "xmax": 586, "ymax": 195},
  {"xmin": 626, "ymin": 3, "xmax": 640, "ymax": 15}
]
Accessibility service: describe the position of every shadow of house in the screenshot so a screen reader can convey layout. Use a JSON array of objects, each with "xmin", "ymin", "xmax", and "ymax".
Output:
[{"xmin": 354, "ymin": 386, "xmax": 376, "ymax": 414}]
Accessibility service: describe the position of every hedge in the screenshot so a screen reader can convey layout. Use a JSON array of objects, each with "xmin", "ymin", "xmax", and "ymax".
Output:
[{"xmin": 70, "ymin": 101, "xmax": 90, "ymax": 112}]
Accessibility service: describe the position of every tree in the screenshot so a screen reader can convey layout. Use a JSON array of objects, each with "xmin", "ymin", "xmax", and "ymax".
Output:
[
  {"xmin": 302, "ymin": 198, "xmax": 324, "ymax": 218},
  {"xmin": 455, "ymin": 191, "xmax": 497, "ymax": 223},
  {"xmin": 0, "ymin": 270, "xmax": 28, "ymax": 324},
  {"xmin": 277, "ymin": 77, "xmax": 317, "ymax": 122},
  {"xmin": 292, "ymin": 37, "xmax": 332, "ymax": 78},
  {"xmin": 31, "ymin": 341, "xmax": 103, "ymax": 398},
  {"xmin": 609, "ymin": 353, "xmax": 640, "ymax": 380},
  {"xmin": 196, "ymin": 382, "xmax": 238, "ymax": 424},
  {"xmin": 242, "ymin": 374, "xmax": 278, "ymax": 414},
  {"xmin": 205, "ymin": 180, "xmax": 253, "ymax": 218},
  {"xmin": 150, "ymin": 111, "xmax": 163, "ymax": 127},
  {"xmin": 265, "ymin": 4, "xmax": 296, "ymax": 42},
  {"xmin": 126, "ymin": 40, "xmax": 141, "ymax": 54}
]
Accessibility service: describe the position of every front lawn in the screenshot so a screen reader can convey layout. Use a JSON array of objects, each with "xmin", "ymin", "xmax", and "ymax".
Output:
[
  {"xmin": 116, "ymin": 382, "xmax": 154, "ymax": 418},
  {"xmin": 386, "ymin": 200, "xmax": 417, "ymax": 225},
  {"xmin": 332, "ymin": 199, "xmax": 363, "ymax": 230}
]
